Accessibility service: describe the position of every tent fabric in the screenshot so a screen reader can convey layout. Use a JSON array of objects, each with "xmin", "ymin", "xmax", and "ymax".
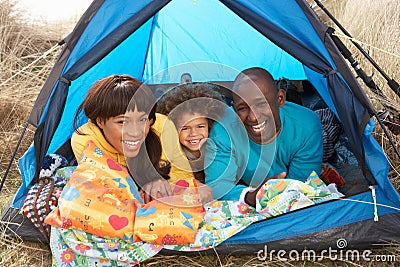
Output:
[
  {"xmin": 224, "ymin": 189, "xmax": 399, "ymax": 245},
  {"xmin": 3, "ymin": 0, "xmax": 400, "ymax": 250},
  {"xmin": 27, "ymin": 0, "xmax": 105, "ymax": 127},
  {"xmin": 24, "ymin": 0, "xmax": 344, "ymax": 182}
]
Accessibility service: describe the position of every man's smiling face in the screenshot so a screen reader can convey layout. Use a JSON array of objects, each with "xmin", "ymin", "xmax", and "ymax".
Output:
[{"xmin": 232, "ymin": 74, "xmax": 284, "ymax": 144}]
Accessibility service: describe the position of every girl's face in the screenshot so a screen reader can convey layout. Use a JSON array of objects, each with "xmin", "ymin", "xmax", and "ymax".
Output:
[
  {"xmin": 97, "ymin": 107, "xmax": 150, "ymax": 158},
  {"xmin": 177, "ymin": 113, "xmax": 209, "ymax": 158}
]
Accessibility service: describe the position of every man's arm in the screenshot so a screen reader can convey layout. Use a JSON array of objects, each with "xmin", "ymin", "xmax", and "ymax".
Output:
[{"xmin": 204, "ymin": 111, "xmax": 249, "ymax": 201}]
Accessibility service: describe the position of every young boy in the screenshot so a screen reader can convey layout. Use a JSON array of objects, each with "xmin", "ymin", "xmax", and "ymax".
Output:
[{"xmin": 157, "ymin": 82, "xmax": 226, "ymax": 183}]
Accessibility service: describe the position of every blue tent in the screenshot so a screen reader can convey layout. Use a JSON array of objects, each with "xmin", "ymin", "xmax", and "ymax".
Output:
[{"xmin": 2, "ymin": 0, "xmax": 400, "ymax": 251}]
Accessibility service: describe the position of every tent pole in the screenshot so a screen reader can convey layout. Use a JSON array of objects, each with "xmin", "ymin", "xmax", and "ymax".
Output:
[
  {"xmin": 328, "ymin": 28, "xmax": 398, "ymax": 112},
  {"xmin": 312, "ymin": 0, "xmax": 400, "ymax": 98},
  {"xmin": 0, "ymin": 121, "xmax": 29, "ymax": 194},
  {"xmin": 316, "ymin": 13, "xmax": 400, "ymax": 161},
  {"xmin": 329, "ymin": 34, "xmax": 400, "ymax": 160},
  {"xmin": 327, "ymin": 28, "xmax": 387, "ymax": 100}
]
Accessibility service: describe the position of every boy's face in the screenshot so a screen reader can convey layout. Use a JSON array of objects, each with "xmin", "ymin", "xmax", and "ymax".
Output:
[
  {"xmin": 97, "ymin": 107, "xmax": 150, "ymax": 158},
  {"xmin": 177, "ymin": 113, "xmax": 209, "ymax": 158}
]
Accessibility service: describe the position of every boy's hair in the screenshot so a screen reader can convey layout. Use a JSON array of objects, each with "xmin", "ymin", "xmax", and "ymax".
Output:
[
  {"xmin": 157, "ymin": 82, "xmax": 226, "ymax": 128},
  {"xmin": 73, "ymin": 74, "xmax": 169, "ymax": 185}
]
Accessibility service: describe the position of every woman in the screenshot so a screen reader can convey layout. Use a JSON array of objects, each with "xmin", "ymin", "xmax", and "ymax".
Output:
[
  {"xmin": 45, "ymin": 75, "xmax": 205, "ymax": 266},
  {"xmin": 71, "ymin": 74, "xmax": 171, "ymax": 197}
]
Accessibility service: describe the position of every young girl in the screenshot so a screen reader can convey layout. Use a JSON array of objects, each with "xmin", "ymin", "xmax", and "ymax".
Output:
[
  {"xmin": 45, "ymin": 75, "xmax": 205, "ymax": 266},
  {"xmin": 71, "ymin": 74, "xmax": 170, "ymax": 194},
  {"xmin": 157, "ymin": 82, "xmax": 226, "ymax": 184}
]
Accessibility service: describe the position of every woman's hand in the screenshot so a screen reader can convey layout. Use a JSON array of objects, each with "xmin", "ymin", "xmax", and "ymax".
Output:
[
  {"xmin": 245, "ymin": 172, "xmax": 286, "ymax": 207},
  {"xmin": 141, "ymin": 179, "xmax": 172, "ymax": 204},
  {"xmin": 196, "ymin": 181, "xmax": 213, "ymax": 204}
]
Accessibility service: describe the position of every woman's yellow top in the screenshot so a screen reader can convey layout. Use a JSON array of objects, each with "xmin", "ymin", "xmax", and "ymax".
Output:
[{"xmin": 71, "ymin": 120, "xmax": 127, "ymax": 166}]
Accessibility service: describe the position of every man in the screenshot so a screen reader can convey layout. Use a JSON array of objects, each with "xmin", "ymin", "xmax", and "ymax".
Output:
[{"xmin": 204, "ymin": 67, "xmax": 323, "ymax": 207}]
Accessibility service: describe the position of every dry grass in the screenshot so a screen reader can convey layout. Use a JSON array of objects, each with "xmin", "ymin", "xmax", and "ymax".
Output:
[
  {"xmin": 0, "ymin": 7, "xmax": 59, "ymax": 221},
  {"xmin": 322, "ymin": 0, "xmax": 400, "ymax": 189},
  {"xmin": 0, "ymin": 0, "xmax": 399, "ymax": 266}
]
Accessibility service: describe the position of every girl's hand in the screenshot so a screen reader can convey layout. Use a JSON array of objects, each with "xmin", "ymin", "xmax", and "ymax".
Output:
[
  {"xmin": 245, "ymin": 172, "xmax": 286, "ymax": 207},
  {"xmin": 141, "ymin": 179, "xmax": 172, "ymax": 203},
  {"xmin": 196, "ymin": 181, "xmax": 213, "ymax": 204}
]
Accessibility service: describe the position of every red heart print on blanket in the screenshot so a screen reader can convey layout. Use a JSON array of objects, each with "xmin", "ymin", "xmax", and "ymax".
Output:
[
  {"xmin": 107, "ymin": 158, "xmax": 123, "ymax": 171},
  {"xmin": 108, "ymin": 215, "xmax": 129, "ymax": 230},
  {"xmin": 162, "ymin": 234, "xmax": 178, "ymax": 245}
]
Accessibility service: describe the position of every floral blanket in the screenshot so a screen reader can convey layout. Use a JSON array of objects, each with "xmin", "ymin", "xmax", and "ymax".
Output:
[
  {"xmin": 49, "ymin": 167, "xmax": 343, "ymax": 266},
  {"xmin": 45, "ymin": 141, "xmax": 205, "ymax": 246}
]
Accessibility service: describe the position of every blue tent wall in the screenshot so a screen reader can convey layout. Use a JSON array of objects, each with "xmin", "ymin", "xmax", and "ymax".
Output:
[
  {"xmin": 8, "ymin": 0, "xmax": 400, "ymax": 248},
  {"xmin": 63, "ymin": 1, "xmax": 155, "ymax": 73},
  {"xmin": 142, "ymin": 0, "xmax": 306, "ymax": 83}
]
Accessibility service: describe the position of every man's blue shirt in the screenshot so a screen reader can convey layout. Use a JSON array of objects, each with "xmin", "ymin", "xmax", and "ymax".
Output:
[{"xmin": 205, "ymin": 102, "xmax": 323, "ymax": 200}]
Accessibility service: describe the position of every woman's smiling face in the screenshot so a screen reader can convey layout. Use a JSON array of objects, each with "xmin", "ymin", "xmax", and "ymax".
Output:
[{"xmin": 97, "ymin": 107, "xmax": 150, "ymax": 158}]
